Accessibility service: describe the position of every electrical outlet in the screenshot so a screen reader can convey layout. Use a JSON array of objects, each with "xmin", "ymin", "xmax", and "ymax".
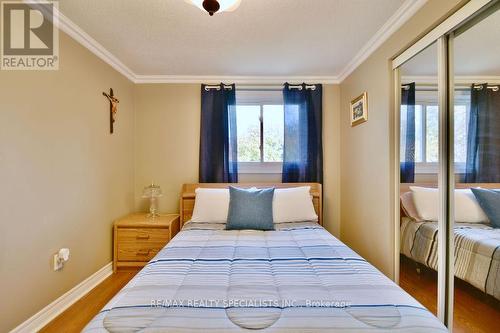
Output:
[
  {"xmin": 53, "ymin": 253, "xmax": 63, "ymax": 271},
  {"xmin": 53, "ymin": 248, "xmax": 70, "ymax": 271}
]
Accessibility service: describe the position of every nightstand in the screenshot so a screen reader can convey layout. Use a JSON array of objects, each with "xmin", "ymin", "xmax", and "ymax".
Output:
[{"xmin": 113, "ymin": 213, "xmax": 180, "ymax": 272}]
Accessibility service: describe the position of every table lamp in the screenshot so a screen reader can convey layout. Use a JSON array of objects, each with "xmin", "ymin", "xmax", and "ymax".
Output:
[{"xmin": 142, "ymin": 183, "xmax": 163, "ymax": 218}]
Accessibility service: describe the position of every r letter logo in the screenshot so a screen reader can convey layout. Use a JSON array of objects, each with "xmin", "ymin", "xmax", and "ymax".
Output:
[{"xmin": 1, "ymin": 1, "xmax": 59, "ymax": 70}]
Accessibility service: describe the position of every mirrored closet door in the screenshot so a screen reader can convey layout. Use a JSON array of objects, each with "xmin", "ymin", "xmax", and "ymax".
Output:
[
  {"xmin": 451, "ymin": 5, "xmax": 500, "ymax": 330},
  {"xmin": 398, "ymin": 41, "xmax": 440, "ymax": 315},
  {"xmin": 394, "ymin": 1, "xmax": 500, "ymax": 331}
]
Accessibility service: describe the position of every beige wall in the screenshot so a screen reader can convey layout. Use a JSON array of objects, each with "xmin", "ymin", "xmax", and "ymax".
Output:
[
  {"xmin": 134, "ymin": 84, "xmax": 200, "ymax": 214},
  {"xmin": 0, "ymin": 33, "xmax": 135, "ymax": 332},
  {"xmin": 134, "ymin": 84, "xmax": 341, "ymax": 236},
  {"xmin": 323, "ymin": 85, "xmax": 341, "ymax": 236},
  {"xmin": 339, "ymin": 0, "xmax": 463, "ymax": 278}
]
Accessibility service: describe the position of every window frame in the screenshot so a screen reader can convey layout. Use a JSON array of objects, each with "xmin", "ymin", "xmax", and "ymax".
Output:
[
  {"xmin": 411, "ymin": 91, "xmax": 470, "ymax": 174},
  {"xmin": 235, "ymin": 89, "xmax": 284, "ymax": 174}
]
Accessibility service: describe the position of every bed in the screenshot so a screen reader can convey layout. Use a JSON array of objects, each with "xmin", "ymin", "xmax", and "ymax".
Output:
[
  {"xmin": 84, "ymin": 183, "xmax": 446, "ymax": 332},
  {"xmin": 400, "ymin": 183, "xmax": 500, "ymax": 301}
]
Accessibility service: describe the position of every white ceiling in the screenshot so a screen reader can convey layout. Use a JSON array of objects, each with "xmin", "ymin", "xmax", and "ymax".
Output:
[
  {"xmin": 401, "ymin": 7, "xmax": 500, "ymax": 78},
  {"xmin": 59, "ymin": 0, "xmax": 409, "ymax": 79}
]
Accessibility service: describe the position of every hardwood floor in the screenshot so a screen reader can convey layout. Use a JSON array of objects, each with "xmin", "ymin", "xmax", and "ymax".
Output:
[
  {"xmin": 400, "ymin": 256, "xmax": 500, "ymax": 333},
  {"xmin": 40, "ymin": 271, "xmax": 136, "ymax": 333},
  {"xmin": 40, "ymin": 260, "xmax": 500, "ymax": 332}
]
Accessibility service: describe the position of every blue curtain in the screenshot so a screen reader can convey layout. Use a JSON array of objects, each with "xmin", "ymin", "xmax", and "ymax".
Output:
[
  {"xmin": 400, "ymin": 83, "xmax": 416, "ymax": 183},
  {"xmin": 199, "ymin": 83, "xmax": 238, "ymax": 183},
  {"xmin": 465, "ymin": 84, "xmax": 500, "ymax": 183},
  {"xmin": 282, "ymin": 83, "xmax": 323, "ymax": 183}
]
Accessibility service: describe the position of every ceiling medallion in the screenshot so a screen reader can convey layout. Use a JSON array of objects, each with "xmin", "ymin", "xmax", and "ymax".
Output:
[{"xmin": 187, "ymin": 0, "xmax": 242, "ymax": 16}]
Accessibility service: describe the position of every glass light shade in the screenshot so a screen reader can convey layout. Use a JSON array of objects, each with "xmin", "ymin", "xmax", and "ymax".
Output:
[
  {"xmin": 187, "ymin": 0, "xmax": 242, "ymax": 13},
  {"xmin": 142, "ymin": 183, "xmax": 163, "ymax": 218},
  {"xmin": 142, "ymin": 183, "xmax": 162, "ymax": 198}
]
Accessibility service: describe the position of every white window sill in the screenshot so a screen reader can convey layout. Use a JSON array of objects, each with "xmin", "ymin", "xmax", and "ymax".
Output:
[
  {"xmin": 414, "ymin": 162, "xmax": 466, "ymax": 174},
  {"xmin": 238, "ymin": 162, "xmax": 282, "ymax": 174}
]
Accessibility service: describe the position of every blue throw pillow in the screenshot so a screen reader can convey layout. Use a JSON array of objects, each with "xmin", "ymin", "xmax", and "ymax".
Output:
[
  {"xmin": 471, "ymin": 188, "xmax": 500, "ymax": 228},
  {"xmin": 226, "ymin": 186, "xmax": 275, "ymax": 231}
]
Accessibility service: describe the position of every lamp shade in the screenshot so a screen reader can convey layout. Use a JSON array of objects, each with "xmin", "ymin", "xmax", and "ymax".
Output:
[{"xmin": 142, "ymin": 183, "xmax": 162, "ymax": 198}]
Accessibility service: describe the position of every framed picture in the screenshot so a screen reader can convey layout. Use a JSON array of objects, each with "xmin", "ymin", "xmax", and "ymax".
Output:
[{"xmin": 350, "ymin": 92, "xmax": 368, "ymax": 126}]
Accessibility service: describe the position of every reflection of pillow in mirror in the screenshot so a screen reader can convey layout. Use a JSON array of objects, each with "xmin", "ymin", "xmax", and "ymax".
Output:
[
  {"xmin": 410, "ymin": 186, "xmax": 488, "ymax": 223},
  {"xmin": 471, "ymin": 188, "xmax": 500, "ymax": 228},
  {"xmin": 400, "ymin": 192, "xmax": 422, "ymax": 221}
]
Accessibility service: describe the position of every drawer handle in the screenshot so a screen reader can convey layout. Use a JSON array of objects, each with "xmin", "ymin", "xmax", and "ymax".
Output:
[
  {"xmin": 136, "ymin": 249, "xmax": 150, "ymax": 256},
  {"xmin": 136, "ymin": 234, "xmax": 150, "ymax": 240}
]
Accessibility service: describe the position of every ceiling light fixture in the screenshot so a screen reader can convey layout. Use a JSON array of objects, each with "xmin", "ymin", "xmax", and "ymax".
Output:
[{"xmin": 187, "ymin": 0, "xmax": 242, "ymax": 16}]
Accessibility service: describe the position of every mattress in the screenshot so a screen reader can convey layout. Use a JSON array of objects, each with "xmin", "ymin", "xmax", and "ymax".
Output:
[
  {"xmin": 401, "ymin": 217, "xmax": 500, "ymax": 300},
  {"xmin": 85, "ymin": 221, "xmax": 446, "ymax": 332}
]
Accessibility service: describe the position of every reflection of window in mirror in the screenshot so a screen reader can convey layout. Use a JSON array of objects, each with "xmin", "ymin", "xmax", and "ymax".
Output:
[{"xmin": 400, "ymin": 43, "xmax": 439, "ymax": 183}]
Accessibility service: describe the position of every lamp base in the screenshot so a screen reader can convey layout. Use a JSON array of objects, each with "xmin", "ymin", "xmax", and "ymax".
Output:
[{"xmin": 147, "ymin": 196, "xmax": 160, "ymax": 219}]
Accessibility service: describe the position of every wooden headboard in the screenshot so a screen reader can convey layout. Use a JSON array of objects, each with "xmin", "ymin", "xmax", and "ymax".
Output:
[{"xmin": 180, "ymin": 183, "xmax": 323, "ymax": 227}]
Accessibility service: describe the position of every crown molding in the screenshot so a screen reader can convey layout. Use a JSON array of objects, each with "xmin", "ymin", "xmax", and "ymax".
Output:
[
  {"xmin": 337, "ymin": 0, "xmax": 428, "ymax": 82},
  {"xmin": 134, "ymin": 75, "xmax": 340, "ymax": 84},
  {"xmin": 57, "ymin": 10, "xmax": 136, "ymax": 81},
  {"xmin": 23, "ymin": 0, "xmax": 136, "ymax": 82},
  {"xmin": 25, "ymin": 0, "xmax": 425, "ymax": 85}
]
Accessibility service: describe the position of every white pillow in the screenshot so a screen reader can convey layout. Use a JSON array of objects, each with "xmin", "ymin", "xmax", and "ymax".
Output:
[
  {"xmin": 410, "ymin": 186, "xmax": 488, "ymax": 223},
  {"xmin": 190, "ymin": 188, "xmax": 229, "ymax": 223},
  {"xmin": 273, "ymin": 186, "xmax": 318, "ymax": 223}
]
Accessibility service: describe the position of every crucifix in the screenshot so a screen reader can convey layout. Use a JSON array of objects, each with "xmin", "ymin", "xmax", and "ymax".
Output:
[{"xmin": 102, "ymin": 88, "xmax": 119, "ymax": 133}]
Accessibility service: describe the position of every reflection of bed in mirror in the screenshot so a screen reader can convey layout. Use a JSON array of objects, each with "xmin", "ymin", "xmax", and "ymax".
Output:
[{"xmin": 399, "ymin": 183, "xmax": 500, "ymax": 301}]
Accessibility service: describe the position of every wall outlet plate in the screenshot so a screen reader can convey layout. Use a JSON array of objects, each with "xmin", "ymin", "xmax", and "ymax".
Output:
[{"xmin": 53, "ymin": 253, "xmax": 63, "ymax": 271}]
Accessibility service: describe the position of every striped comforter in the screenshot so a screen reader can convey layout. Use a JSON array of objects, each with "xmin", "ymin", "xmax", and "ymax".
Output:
[
  {"xmin": 85, "ymin": 221, "xmax": 445, "ymax": 332},
  {"xmin": 401, "ymin": 217, "xmax": 500, "ymax": 300}
]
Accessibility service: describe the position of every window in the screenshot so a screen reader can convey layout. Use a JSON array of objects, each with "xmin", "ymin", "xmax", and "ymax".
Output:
[
  {"xmin": 401, "ymin": 90, "xmax": 470, "ymax": 173},
  {"xmin": 236, "ymin": 90, "xmax": 284, "ymax": 173}
]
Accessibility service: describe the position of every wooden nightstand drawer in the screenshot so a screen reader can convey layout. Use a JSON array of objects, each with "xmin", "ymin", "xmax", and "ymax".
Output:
[
  {"xmin": 117, "ymin": 228, "xmax": 169, "ymax": 261},
  {"xmin": 117, "ymin": 228, "xmax": 169, "ymax": 246},
  {"xmin": 113, "ymin": 213, "xmax": 180, "ymax": 272},
  {"xmin": 117, "ymin": 247, "xmax": 161, "ymax": 262}
]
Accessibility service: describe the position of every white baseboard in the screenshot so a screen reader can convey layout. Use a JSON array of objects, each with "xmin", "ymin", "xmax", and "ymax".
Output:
[{"xmin": 10, "ymin": 262, "xmax": 113, "ymax": 333}]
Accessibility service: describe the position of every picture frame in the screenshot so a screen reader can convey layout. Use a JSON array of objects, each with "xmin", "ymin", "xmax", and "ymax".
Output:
[{"xmin": 350, "ymin": 92, "xmax": 368, "ymax": 126}]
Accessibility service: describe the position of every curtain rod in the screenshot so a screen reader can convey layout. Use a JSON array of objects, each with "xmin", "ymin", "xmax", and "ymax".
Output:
[
  {"xmin": 473, "ymin": 84, "xmax": 499, "ymax": 91},
  {"xmin": 288, "ymin": 84, "xmax": 317, "ymax": 91},
  {"xmin": 204, "ymin": 84, "xmax": 318, "ymax": 91},
  {"xmin": 204, "ymin": 84, "xmax": 233, "ymax": 91},
  {"xmin": 401, "ymin": 84, "xmax": 499, "ymax": 91},
  {"xmin": 240, "ymin": 84, "xmax": 317, "ymax": 91}
]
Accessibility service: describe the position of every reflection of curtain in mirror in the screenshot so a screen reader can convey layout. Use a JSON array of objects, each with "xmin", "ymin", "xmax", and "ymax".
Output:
[
  {"xmin": 465, "ymin": 84, "xmax": 500, "ymax": 182},
  {"xmin": 401, "ymin": 83, "xmax": 416, "ymax": 183}
]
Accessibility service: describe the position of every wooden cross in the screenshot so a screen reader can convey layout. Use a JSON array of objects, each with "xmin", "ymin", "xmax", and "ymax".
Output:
[{"xmin": 102, "ymin": 88, "xmax": 119, "ymax": 134}]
